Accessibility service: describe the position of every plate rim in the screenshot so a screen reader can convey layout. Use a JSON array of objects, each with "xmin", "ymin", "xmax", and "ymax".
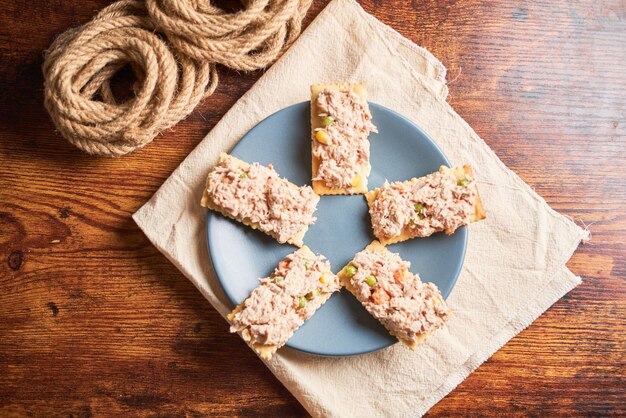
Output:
[{"xmin": 206, "ymin": 100, "xmax": 467, "ymax": 357}]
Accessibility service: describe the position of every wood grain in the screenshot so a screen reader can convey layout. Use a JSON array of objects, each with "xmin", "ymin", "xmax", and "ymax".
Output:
[{"xmin": 0, "ymin": 0, "xmax": 624, "ymax": 416}]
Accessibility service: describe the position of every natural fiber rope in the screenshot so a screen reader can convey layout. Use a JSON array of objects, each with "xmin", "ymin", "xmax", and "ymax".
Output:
[
  {"xmin": 146, "ymin": 0, "xmax": 313, "ymax": 71},
  {"xmin": 43, "ymin": 0, "xmax": 312, "ymax": 157}
]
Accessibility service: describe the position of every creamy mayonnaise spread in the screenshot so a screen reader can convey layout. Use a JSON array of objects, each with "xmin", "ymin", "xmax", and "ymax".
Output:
[
  {"xmin": 313, "ymin": 88, "xmax": 377, "ymax": 189},
  {"xmin": 345, "ymin": 247, "xmax": 449, "ymax": 342},
  {"xmin": 206, "ymin": 155, "xmax": 319, "ymax": 243},
  {"xmin": 229, "ymin": 250, "xmax": 341, "ymax": 347},
  {"xmin": 369, "ymin": 171, "xmax": 477, "ymax": 239}
]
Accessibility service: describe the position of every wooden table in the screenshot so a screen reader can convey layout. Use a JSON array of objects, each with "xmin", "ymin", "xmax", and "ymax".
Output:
[{"xmin": 1, "ymin": 0, "xmax": 624, "ymax": 416}]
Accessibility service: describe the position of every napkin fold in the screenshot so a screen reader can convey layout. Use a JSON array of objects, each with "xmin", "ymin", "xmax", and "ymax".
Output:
[{"xmin": 133, "ymin": 0, "xmax": 588, "ymax": 416}]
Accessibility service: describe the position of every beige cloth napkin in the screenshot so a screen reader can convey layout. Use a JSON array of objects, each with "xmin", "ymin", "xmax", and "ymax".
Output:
[{"xmin": 133, "ymin": 0, "xmax": 589, "ymax": 415}]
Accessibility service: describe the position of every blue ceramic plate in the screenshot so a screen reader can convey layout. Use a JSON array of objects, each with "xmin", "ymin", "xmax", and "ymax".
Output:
[{"xmin": 207, "ymin": 102, "xmax": 467, "ymax": 356}]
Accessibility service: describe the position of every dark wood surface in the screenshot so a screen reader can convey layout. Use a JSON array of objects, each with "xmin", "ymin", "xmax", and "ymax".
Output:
[{"xmin": 1, "ymin": 0, "xmax": 624, "ymax": 416}]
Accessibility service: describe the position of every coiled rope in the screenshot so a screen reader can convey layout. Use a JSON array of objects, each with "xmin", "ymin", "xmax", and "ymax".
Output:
[{"xmin": 43, "ymin": 0, "xmax": 312, "ymax": 156}]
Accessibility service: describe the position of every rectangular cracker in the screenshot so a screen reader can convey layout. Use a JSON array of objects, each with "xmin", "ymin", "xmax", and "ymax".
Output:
[
  {"xmin": 337, "ymin": 241, "xmax": 451, "ymax": 349},
  {"xmin": 310, "ymin": 82, "xmax": 372, "ymax": 195},
  {"xmin": 201, "ymin": 153, "xmax": 319, "ymax": 247},
  {"xmin": 227, "ymin": 246, "xmax": 340, "ymax": 360},
  {"xmin": 365, "ymin": 164, "xmax": 486, "ymax": 246}
]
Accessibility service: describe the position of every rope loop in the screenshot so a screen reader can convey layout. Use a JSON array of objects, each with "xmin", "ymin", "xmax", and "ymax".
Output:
[{"xmin": 43, "ymin": 0, "xmax": 311, "ymax": 156}]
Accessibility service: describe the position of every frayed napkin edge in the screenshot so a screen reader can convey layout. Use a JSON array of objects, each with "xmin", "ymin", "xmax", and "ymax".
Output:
[
  {"xmin": 349, "ymin": 0, "xmax": 590, "ymax": 246},
  {"xmin": 414, "ymin": 267, "xmax": 582, "ymax": 417},
  {"xmin": 411, "ymin": 223, "xmax": 588, "ymax": 416},
  {"xmin": 344, "ymin": 0, "xmax": 449, "ymax": 100}
]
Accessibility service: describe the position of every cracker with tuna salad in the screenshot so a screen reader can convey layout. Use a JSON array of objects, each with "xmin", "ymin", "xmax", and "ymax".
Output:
[
  {"xmin": 338, "ymin": 241, "xmax": 451, "ymax": 349},
  {"xmin": 366, "ymin": 165, "xmax": 486, "ymax": 246},
  {"xmin": 227, "ymin": 246, "xmax": 341, "ymax": 359},
  {"xmin": 201, "ymin": 153, "xmax": 320, "ymax": 247},
  {"xmin": 310, "ymin": 82, "xmax": 377, "ymax": 195}
]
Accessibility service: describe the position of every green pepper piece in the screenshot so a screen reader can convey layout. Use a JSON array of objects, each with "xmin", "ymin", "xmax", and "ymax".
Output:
[
  {"xmin": 457, "ymin": 178, "xmax": 469, "ymax": 186},
  {"xmin": 239, "ymin": 172, "xmax": 249, "ymax": 179},
  {"xmin": 274, "ymin": 276, "xmax": 284, "ymax": 283},
  {"xmin": 414, "ymin": 202, "xmax": 424, "ymax": 212},
  {"xmin": 344, "ymin": 265, "xmax": 357, "ymax": 278},
  {"xmin": 321, "ymin": 116, "xmax": 334, "ymax": 127},
  {"xmin": 298, "ymin": 296, "xmax": 306, "ymax": 308}
]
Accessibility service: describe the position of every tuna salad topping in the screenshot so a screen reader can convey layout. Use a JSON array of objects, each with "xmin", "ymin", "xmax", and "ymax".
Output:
[
  {"xmin": 370, "ymin": 170, "xmax": 477, "ymax": 239},
  {"xmin": 206, "ymin": 155, "xmax": 319, "ymax": 243},
  {"xmin": 344, "ymin": 248, "xmax": 449, "ymax": 341},
  {"xmin": 229, "ymin": 250, "xmax": 341, "ymax": 347},
  {"xmin": 313, "ymin": 88, "xmax": 377, "ymax": 189}
]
